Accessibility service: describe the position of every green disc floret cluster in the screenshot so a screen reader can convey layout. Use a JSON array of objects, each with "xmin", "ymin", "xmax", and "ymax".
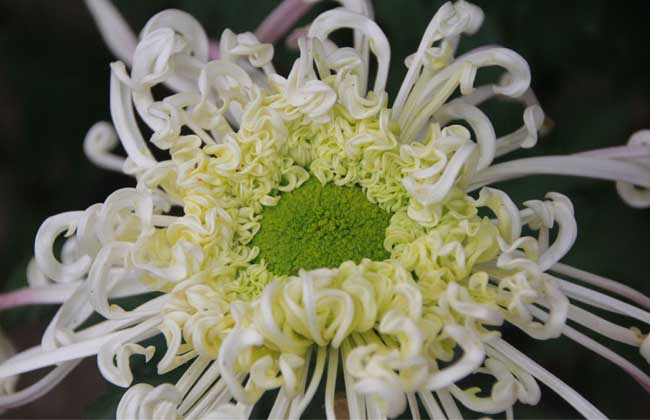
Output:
[{"xmin": 252, "ymin": 177, "xmax": 391, "ymax": 276}]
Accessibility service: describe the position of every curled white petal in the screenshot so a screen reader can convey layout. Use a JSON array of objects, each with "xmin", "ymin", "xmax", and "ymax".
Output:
[
  {"xmin": 132, "ymin": 238, "xmax": 203, "ymax": 283},
  {"xmin": 524, "ymin": 194, "xmax": 577, "ymax": 271},
  {"xmin": 354, "ymin": 377, "xmax": 407, "ymax": 418},
  {"xmin": 87, "ymin": 242, "xmax": 131, "ymax": 319},
  {"xmin": 641, "ymin": 335, "xmax": 650, "ymax": 365},
  {"xmin": 83, "ymin": 121, "xmax": 126, "ymax": 172},
  {"xmin": 475, "ymin": 187, "xmax": 522, "ymax": 242},
  {"xmin": 116, "ymin": 383, "xmax": 181, "ymax": 420},
  {"xmin": 426, "ymin": 324, "xmax": 485, "ymax": 389},
  {"xmin": 109, "ymin": 62, "xmax": 157, "ymax": 170},
  {"xmin": 141, "ymin": 10, "xmax": 209, "ymax": 62},
  {"xmin": 393, "ymin": 0, "xmax": 485, "ymax": 118},
  {"xmin": 98, "ymin": 343, "xmax": 155, "ymax": 388},
  {"xmin": 400, "ymin": 47, "xmax": 530, "ymax": 140},
  {"xmin": 270, "ymin": 38, "xmax": 337, "ymax": 122},
  {"xmin": 309, "ymin": 8, "xmax": 390, "ymax": 93},
  {"xmin": 403, "ymin": 142, "xmax": 477, "ymax": 205},
  {"xmin": 513, "ymin": 278, "xmax": 568, "ymax": 340},
  {"xmin": 26, "ymin": 258, "xmax": 49, "ymax": 287},
  {"xmin": 302, "ymin": 270, "xmax": 328, "ymax": 346},
  {"xmin": 96, "ymin": 187, "xmax": 154, "ymax": 244},
  {"xmin": 34, "ymin": 212, "xmax": 92, "ymax": 283},
  {"xmin": 217, "ymin": 328, "xmax": 264, "ymax": 404},
  {"xmin": 616, "ymin": 130, "xmax": 650, "ymax": 208},
  {"xmin": 220, "ymin": 29, "xmax": 275, "ymax": 73},
  {"xmin": 250, "ymin": 356, "xmax": 282, "ymax": 390},
  {"xmin": 257, "ymin": 281, "xmax": 309, "ymax": 354},
  {"xmin": 449, "ymin": 358, "xmax": 518, "ymax": 414},
  {"xmin": 445, "ymin": 282, "xmax": 503, "ymax": 325},
  {"xmin": 436, "ymin": 100, "xmax": 496, "ymax": 170},
  {"xmin": 496, "ymin": 104, "xmax": 545, "ymax": 157}
]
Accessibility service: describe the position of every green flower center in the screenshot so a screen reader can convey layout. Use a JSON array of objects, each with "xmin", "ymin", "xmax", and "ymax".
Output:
[{"xmin": 252, "ymin": 177, "xmax": 391, "ymax": 276}]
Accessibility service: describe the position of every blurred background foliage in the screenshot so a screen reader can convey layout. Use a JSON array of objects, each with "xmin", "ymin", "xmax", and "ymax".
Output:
[{"xmin": 0, "ymin": 0, "xmax": 649, "ymax": 418}]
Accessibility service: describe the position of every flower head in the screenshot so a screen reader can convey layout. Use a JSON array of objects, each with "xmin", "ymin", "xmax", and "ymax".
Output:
[{"xmin": 1, "ymin": 0, "xmax": 649, "ymax": 419}]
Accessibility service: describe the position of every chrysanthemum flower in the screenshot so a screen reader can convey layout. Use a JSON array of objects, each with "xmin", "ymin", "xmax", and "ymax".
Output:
[{"xmin": 1, "ymin": 0, "xmax": 649, "ymax": 418}]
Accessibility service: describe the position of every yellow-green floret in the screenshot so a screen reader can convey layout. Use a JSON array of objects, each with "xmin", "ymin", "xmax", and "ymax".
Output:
[{"xmin": 252, "ymin": 178, "xmax": 391, "ymax": 276}]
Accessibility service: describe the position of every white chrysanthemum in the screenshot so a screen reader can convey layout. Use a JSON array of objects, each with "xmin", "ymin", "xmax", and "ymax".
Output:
[{"xmin": 0, "ymin": 1, "xmax": 649, "ymax": 419}]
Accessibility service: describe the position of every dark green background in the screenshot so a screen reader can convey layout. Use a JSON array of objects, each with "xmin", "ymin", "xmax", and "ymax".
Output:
[{"xmin": 0, "ymin": 0, "xmax": 649, "ymax": 418}]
